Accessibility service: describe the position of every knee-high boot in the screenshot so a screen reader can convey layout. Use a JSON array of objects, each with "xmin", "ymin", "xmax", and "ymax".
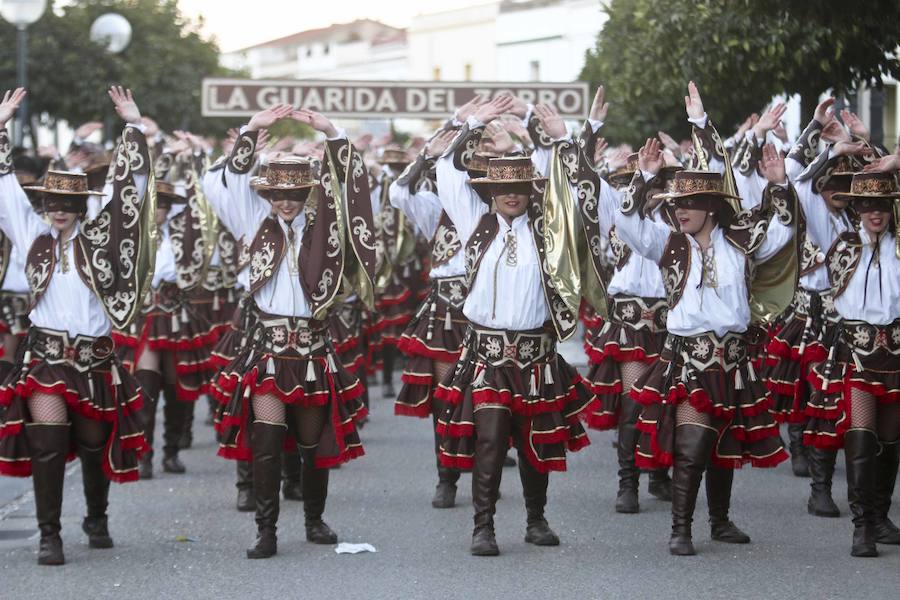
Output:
[
  {"xmin": 706, "ymin": 464, "xmax": 750, "ymax": 543},
  {"xmin": 844, "ymin": 429, "xmax": 879, "ymax": 557},
  {"xmin": 236, "ymin": 460, "xmax": 254, "ymax": 512},
  {"xmin": 27, "ymin": 423, "xmax": 70, "ymax": 566},
  {"xmin": 78, "ymin": 443, "xmax": 113, "ymax": 548},
  {"xmin": 135, "ymin": 369, "xmax": 160, "ymax": 479},
  {"xmin": 615, "ymin": 396, "xmax": 642, "ymax": 513},
  {"xmin": 299, "ymin": 447, "xmax": 338, "ymax": 544},
  {"xmin": 161, "ymin": 383, "xmax": 187, "ymax": 474},
  {"xmin": 788, "ymin": 422, "xmax": 810, "ymax": 477},
  {"xmin": 873, "ymin": 440, "xmax": 900, "ymax": 544},
  {"xmin": 178, "ymin": 397, "xmax": 194, "ymax": 449},
  {"xmin": 807, "ymin": 446, "xmax": 840, "ymax": 517},
  {"xmin": 518, "ymin": 449, "xmax": 559, "ymax": 546},
  {"xmin": 246, "ymin": 422, "xmax": 285, "ymax": 559},
  {"xmin": 432, "ymin": 401, "xmax": 459, "ymax": 509},
  {"xmin": 669, "ymin": 424, "xmax": 717, "ymax": 556},
  {"xmin": 470, "ymin": 409, "xmax": 509, "ymax": 556}
]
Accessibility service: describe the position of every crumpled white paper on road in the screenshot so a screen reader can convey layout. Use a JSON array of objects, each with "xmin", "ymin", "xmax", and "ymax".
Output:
[{"xmin": 334, "ymin": 542, "xmax": 377, "ymax": 554}]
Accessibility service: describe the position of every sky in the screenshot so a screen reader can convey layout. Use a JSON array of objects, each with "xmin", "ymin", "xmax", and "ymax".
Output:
[{"xmin": 177, "ymin": 0, "xmax": 498, "ymax": 52}]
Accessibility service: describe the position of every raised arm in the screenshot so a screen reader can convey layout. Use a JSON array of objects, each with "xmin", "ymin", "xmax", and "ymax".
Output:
[
  {"xmin": 613, "ymin": 139, "xmax": 671, "ymax": 263},
  {"xmin": 0, "ymin": 88, "xmax": 49, "ymax": 251},
  {"xmin": 754, "ymin": 144, "xmax": 796, "ymax": 262},
  {"xmin": 389, "ymin": 138, "xmax": 448, "ymax": 239}
]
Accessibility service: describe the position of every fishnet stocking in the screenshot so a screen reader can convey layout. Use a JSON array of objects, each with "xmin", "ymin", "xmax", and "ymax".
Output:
[
  {"xmin": 849, "ymin": 387, "xmax": 877, "ymax": 431},
  {"xmin": 252, "ymin": 393, "xmax": 286, "ymax": 424},
  {"xmin": 676, "ymin": 402, "xmax": 712, "ymax": 427},
  {"xmin": 251, "ymin": 393, "xmax": 327, "ymax": 447},
  {"xmin": 433, "ymin": 360, "xmax": 454, "ymax": 385},
  {"xmin": 28, "ymin": 393, "xmax": 69, "ymax": 424}
]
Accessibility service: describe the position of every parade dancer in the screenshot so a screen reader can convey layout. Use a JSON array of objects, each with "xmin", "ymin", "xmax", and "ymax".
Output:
[
  {"xmin": 622, "ymin": 83, "xmax": 795, "ymax": 556},
  {"xmin": 804, "ymin": 164, "xmax": 900, "ymax": 558},
  {"xmin": 0, "ymin": 87, "xmax": 153, "ymax": 565},
  {"xmin": 435, "ymin": 97, "xmax": 595, "ymax": 556},
  {"xmin": 210, "ymin": 104, "xmax": 375, "ymax": 558}
]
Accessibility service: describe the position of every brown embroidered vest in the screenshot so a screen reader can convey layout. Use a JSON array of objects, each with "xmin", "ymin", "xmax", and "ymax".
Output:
[
  {"xmin": 169, "ymin": 156, "xmax": 215, "ymax": 291},
  {"xmin": 826, "ymin": 231, "xmax": 863, "ymax": 299},
  {"xmin": 25, "ymin": 125, "xmax": 152, "ymax": 328}
]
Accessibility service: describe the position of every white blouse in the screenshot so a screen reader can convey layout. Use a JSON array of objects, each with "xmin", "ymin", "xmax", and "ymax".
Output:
[
  {"xmin": 1, "ymin": 242, "xmax": 29, "ymax": 294},
  {"xmin": 614, "ymin": 174, "xmax": 795, "ymax": 337},
  {"xmin": 388, "ymin": 178, "xmax": 465, "ymax": 278},
  {"xmin": 833, "ymin": 228, "xmax": 899, "ymax": 325},
  {"xmin": 792, "ymin": 173, "xmax": 852, "ymax": 293},
  {"xmin": 152, "ymin": 222, "xmax": 177, "ymax": 289}
]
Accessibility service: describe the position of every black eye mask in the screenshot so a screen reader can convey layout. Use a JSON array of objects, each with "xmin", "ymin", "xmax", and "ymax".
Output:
[{"xmin": 43, "ymin": 193, "xmax": 87, "ymax": 215}]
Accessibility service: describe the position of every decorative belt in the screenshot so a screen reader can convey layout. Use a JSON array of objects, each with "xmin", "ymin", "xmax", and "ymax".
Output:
[
  {"xmin": 794, "ymin": 288, "xmax": 840, "ymax": 323},
  {"xmin": 258, "ymin": 316, "xmax": 327, "ymax": 356},
  {"xmin": 29, "ymin": 328, "xmax": 115, "ymax": 373},
  {"xmin": 675, "ymin": 330, "xmax": 747, "ymax": 373},
  {"xmin": 145, "ymin": 281, "xmax": 181, "ymax": 313},
  {"xmin": 434, "ymin": 275, "xmax": 468, "ymax": 310},
  {"xmin": 470, "ymin": 326, "xmax": 554, "ymax": 369},
  {"xmin": 610, "ymin": 295, "xmax": 667, "ymax": 331},
  {"xmin": 842, "ymin": 319, "xmax": 900, "ymax": 358},
  {"xmin": 202, "ymin": 266, "xmax": 225, "ymax": 292}
]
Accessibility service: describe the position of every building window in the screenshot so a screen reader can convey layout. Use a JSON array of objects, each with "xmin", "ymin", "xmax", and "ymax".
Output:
[
  {"xmin": 464, "ymin": 63, "xmax": 472, "ymax": 81},
  {"xmin": 529, "ymin": 60, "xmax": 540, "ymax": 82},
  {"xmin": 323, "ymin": 43, "xmax": 330, "ymax": 55},
  {"xmin": 432, "ymin": 66, "xmax": 441, "ymax": 81},
  {"xmin": 307, "ymin": 46, "xmax": 313, "ymax": 57}
]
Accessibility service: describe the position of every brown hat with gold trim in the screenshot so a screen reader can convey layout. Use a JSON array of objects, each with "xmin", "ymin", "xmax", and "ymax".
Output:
[
  {"xmin": 820, "ymin": 155, "xmax": 856, "ymax": 193},
  {"xmin": 608, "ymin": 152, "xmax": 639, "ymax": 187},
  {"xmin": 833, "ymin": 172, "xmax": 900, "ymax": 214},
  {"xmin": 664, "ymin": 170, "xmax": 741, "ymax": 201},
  {"xmin": 468, "ymin": 150, "xmax": 502, "ymax": 175},
  {"xmin": 156, "ymin": 181, "xmax": 187, "ymax": 208},
  {"xmin": 469, "ymin": 156, "xmax": 545, "ymax": 193},
  {"xmin": 378, "ymin": 145, "xmax": 411, "ymax": 168},
  {"xmin": 24, "ymin": 170, "xmax": 103, "ymax": 196},
  {"xmin": 250, "ymin": 157, "xmax": 319, "ymax": 193}
]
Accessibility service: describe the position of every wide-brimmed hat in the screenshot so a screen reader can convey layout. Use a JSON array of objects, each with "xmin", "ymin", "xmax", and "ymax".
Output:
[
  {"xmin": 467, "ymin": 151, "xmax": 502, "ymax": 175},
  {"xmin": 469, "ymin": 156, "xmax": 546, "ymax": 194},
  {"xmin": 378, "ymin": 146, "xmax": 411, "ymax": 168},
  {"xmin": 664, "ymin": 170, "xmax": 741, "ymax": 201},
  {"xmin": 156, "ymin": 181, "xmax": 188, "ymax": 206},
  {"xmin": 250, "ymin": 157, "xmax": 319, "ymax": 193},
  {"xmin": 24, "ymin": 170, "xmax": 103, "ymax": 196},
  {"xmin": 608, "ymin": 153, "xmax": 639, "ymax": 186},
  {"xmin": 832, "ymin": 172, "xmax": 900, "ymax": 203},
  {"xmin": 650, "ymin": 165, "xmax": 686, "ymax": 200},
  {"xmin": 820, "ymin": 155, "xmax": 856, "ymax": 193}
]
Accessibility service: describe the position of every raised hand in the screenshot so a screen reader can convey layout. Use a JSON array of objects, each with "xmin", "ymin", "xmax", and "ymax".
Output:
[
  {"xmin": 500, "ymin": 93, "xmax": 529, "ymax": 119},
  {"xmin": 0, "ymin": 88, "xmax": 26, "ymax": 126},
  {"xmin": 589, "ymin": 85, "xmax": 609, "ymax": 122},
  {"xmin": 425, "ymin": 130, "xmax": 457, "ymax": 157},
  {"xmin": 473, "ymin": 95, "xmax": 515, "ymax": 125},
  {"xmin": 862, "ymin": 154, "xmax": 900, "ymax": 173},
  {"xmin": 593, "ymin": 137, "xmax": 609, "ymax": 166},
  {"xmin": 74, "ymin": 121, "xmax": 103, "ymax": 140},
  {"xmin": 832, "ymin": 140, "xmax": 869, "ymax": 157},
  {"xmin": 484, "ymin": 122, "xmax": 515, "ymax": 154},
  {"xmin": 108, "ymin": 86, "xmax": 141, "ymax": 123},
  {"xmin": 840, "ymin": 109, "xmax": 869, "ymax": 141},
  {"xmin": 759, "ymin": 143, "xmax": 786, "ymax": 184},
  {"xmin": 248, "ymin": 103, "xmax": 292, "ymax": 132},
  {"xmin": 140, "ymin": 116, "xmax": 160, "ymax": 139},
  {"xmin": 37, "ymin": 145, "xmax": 59, "ymax": 159},
  {"xmin": 772, "ymin": 122, "xmax": 788, "ymax": 143},
  {"xmin": 534, "ymin": 103, "xmax": 566, "ymax": 139},
  {"xmin": 657, "ymin": 130, "xmax": 680, "ymax": 153},
  {"xmin": 814, "ymin": 97, "xmax": 835, "ymax": 126},
  {"xmin": 291, "ymin": 109, "xmax": 338, "ymax": 137},
  {"xmin": 455, "ymin": 94, "xmax": 489, "ymax": 123},
  {"xmin": 684, "ymin": 81, "xmax": 705, "ymax": 120},
  {"xmin": 637, "ymin": 138, "xmax": 664, "ymax": 176},
  {"xmin": 735, "ymin": 114, "xmax": 754, "ymax": 139},
  {"xmin": 607, "ymin": 147, "xmax": 630, "ymax": 170},
  {"xmin": 256, "ymin": 129, "xmax": 270, "ymax": 153},
  {"xmin": 753, "ymin": 103, "xmax": 787, "ymax": 139},
  {"xmin": 821, "ymin": 120, "xmax": 850, "ymax": 144}
]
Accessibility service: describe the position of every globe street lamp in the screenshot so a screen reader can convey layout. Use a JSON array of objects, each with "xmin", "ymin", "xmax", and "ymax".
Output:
[
  {"xmin": 0, "ymin": 0, "xmax": 48, "ymax": 146},
  {"xmin": 90, "ymin": 13, "xmax": 131, "ymax": 144}
]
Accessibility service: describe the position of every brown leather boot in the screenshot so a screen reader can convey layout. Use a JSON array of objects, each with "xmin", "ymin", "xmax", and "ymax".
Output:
[
  {"xmin": 236, "ymin": 460, "xmax": 255, "ymax": 512},
  {"xmin": 706, "ymin": 465, "xmax": 750, "ymax": 543},
  {"xmin": 615, "ymin": 400, "xmax": 641, "ymax": 514},
  {"xmin": 161, "ymin": 383, "xmax": 187, "ymax": 474},
  {"xmin": 300, "ymin": 448, "xmax": 338, "ymax": 544},
  {"xmin": 281, "ymin": 448, "xmax": 303, "ymax": 501},
  {"xmin": 519, "ymin": 452, "xmax": 559, "ymax": 546},
  {"xmin": 807, "ymin": 446, "xmax": 840, "ymax": 518},
  {"xmin": 648, "ymin": 469, "xmax": 673, "ymax": 501},
  {"xmin": 669, "ymin": 424, "xmax": 717, "ymax": 556},
  {"xmin": 470, "ymin": 409, "xmax": 508, "ymax": 556},
  {"xmin": 78, "ymin": 444, "xmax": 113, "ymax": 548},
  {"xmin": 844, "ymin": 429, "xmax": 878, "ymax": 557},
  {"xmin": 135, "ymin": 369, "xmax": 161, "ymax": 480},
  {"xmin": 788, "ymin": 422, "xmax": 810, "ymax": 477},
  {"xmin": 431, "ymin": 407, "xmax": 459, "ymax": 508},
  {"xmin": 27, "ymin": 423, "xmax": 70, "ymax": 566},
  {"xmin": 246, "ymin": 422, "xmax": 285, "ymax": 559},
  {"xmin": 872, "ymin": 440, "xmax": 900, "ymax": 544}
]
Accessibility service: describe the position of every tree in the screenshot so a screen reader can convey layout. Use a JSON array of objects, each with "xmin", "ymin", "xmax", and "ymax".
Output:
[
  {"xmin": 0, "ymin": 0, "xmax": 244, "ymax": 145},
  {"xmin": 580, "ymin": 0, "xmax": 900, "ymax": 146}
]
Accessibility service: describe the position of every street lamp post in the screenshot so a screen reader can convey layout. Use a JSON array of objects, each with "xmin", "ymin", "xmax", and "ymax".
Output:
[
  {"xmin": 0, "ymin": 0, "xmax": 48, "ymax": 146},
  {"xmin": 90, "ymin": 13, "xmax": 132, "ymax": 144}
]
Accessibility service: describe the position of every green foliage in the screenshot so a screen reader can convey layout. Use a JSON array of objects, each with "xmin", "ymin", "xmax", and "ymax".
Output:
[
  {"xmin": 581, "ymin": 0, "xmax": 900, "ymax": 145},
  {"xmin": 0, "ymin": 0, "xmax": 245, "ymax": 139}
]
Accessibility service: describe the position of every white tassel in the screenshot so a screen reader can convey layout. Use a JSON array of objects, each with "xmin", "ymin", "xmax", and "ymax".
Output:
[
  {"xmin": 228, "ymin": 289, "xmax": 235, "ymax": 303},
  {"xmin": 403, "ymin": 264, "xmax": 411, "ymax": 277},
  {"xmin": 327, "ymin": 353, "xmax": 338, "ymax": 373},
  {"xmin": 619, "ymin": 327, "xmax": 628, "ymax": 346},
  {"xmin": 472, "ymin": 365, "xmax": 486, "ymax": 387},
  {"xmin": 852, "ymin": 352, "xmax": 864, "ymax": 373},
  {"xmin": 213, "ymin": 292, "xmax": 221, "ymax": 312},
  {"xmin": 23, "ymin": 350, "xmax": 32, "ymax": 365},
  {"xmin": 110, "ymin": 364, "xmax": 121, "ymax": 386},
  {"xmin": 88, "ymin": 377, "xmax": 95, "ymax": 398},
  {"xmin": 734, "ymin": 368, "xmax": 744, "ymax": 390},
  {"xmin": 746, "ymin": 360, "xmax": 758, "ymax": 382},
  {"xmin": 529, "ymin": 368, "xmax": 539, "ymax": 396},
  {"xmin": 306, "ymin": 360, "xmax": 317, "ymax": 382},
  {"xmin": 444, "ymin": 310, "xmax": 452, "ymax": 331},
  {"xmin": 181, "ymin": 306, "xmax": 189, "ymax": 323},
  {"xmin": 681, "ymin": 364, "xmax": 689, "ymax": 383},
  {"xmin": 243, "ymin": 385, "xmax": 252, "ymax": 399},
  {"xmin": 266, "ymin": 357, "xmax": 276, "ymax": 375},
  {"xmin": 171, "ymin": 313, "xmax": 180, "ymax": 333},
  {"xmin": 544, "ymin": 362, "xmax": 554, "ymax": 385}
]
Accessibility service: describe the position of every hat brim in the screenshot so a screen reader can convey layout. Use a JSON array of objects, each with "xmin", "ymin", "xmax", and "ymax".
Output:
[
  {"xmin": 156, "ymin": 192, "xmax": 188, "ymax": 204},
  {"xmin": 831, "ymin": 192, "xmax": 900, "ymax": 201},
  {"xmin": 23, "ymin": 186, "xmax": 104, "ymax": 196},
  {"xmin": 250, "ymin": 179, "xmax": 319, "ymax": 191},
  {"xmin": 665, "ymin": 190, "xmax": 742, "ymax": 201},
  {"xmin": 468, "ymin": 177, "xmax": 546, "ymax": 189}
]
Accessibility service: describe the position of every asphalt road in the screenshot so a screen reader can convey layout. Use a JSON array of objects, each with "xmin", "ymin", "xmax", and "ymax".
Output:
[{"xmin": 1, "ymin": 340, "xmax": 899, "ymax": 599}]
